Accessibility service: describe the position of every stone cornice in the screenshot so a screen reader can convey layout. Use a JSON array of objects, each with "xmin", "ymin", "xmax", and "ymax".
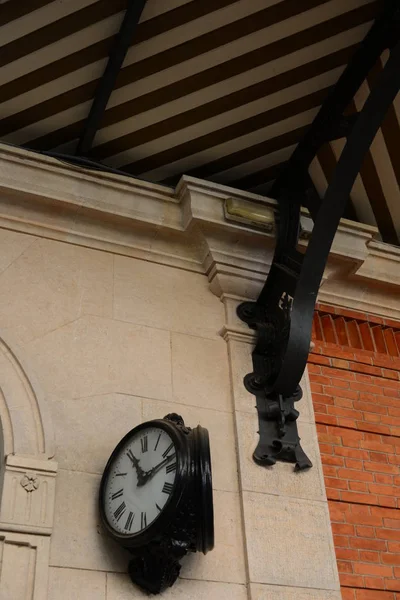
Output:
[
  {"xmin": 0, "ymin": 144, "xmax": 177, "ymax": 215},
  {"xmin": 355, "ymin": 239, "xmax": 400, "ymax": 286},
  {"xmin": 0, "ymin": 144, "xmax": 399, "ymax": 320}
]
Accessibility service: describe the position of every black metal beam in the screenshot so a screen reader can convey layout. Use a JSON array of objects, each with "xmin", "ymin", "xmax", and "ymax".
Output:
[
  {"xmin": 276, "ymin": 37, "xmax": 400, "ymax": 396},
  {"xmin": 76, "ymin": 0, "xmax": 147, "ymax": 157},
  {"xmin": 327, "ymin": 113, "xmax": 359, "ymax": 141},
  {"xmin": 237, "ymin": 6, "xmax": 400, "ymax": 471},
  {"xmin": 271, "ymin": 0, "xmax": 400, "ymax": 214}
]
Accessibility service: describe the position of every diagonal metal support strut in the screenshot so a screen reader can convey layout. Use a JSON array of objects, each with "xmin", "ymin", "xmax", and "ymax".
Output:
[
  {"xmin": 238, "ymin": 2, "xmax": 400, "ymax": 470},
  {"xmin": 76, "ymin": 0, "xmax": 147, "ymax": 157}
]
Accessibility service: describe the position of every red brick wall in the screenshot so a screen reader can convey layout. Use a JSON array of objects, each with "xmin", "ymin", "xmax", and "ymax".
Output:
[{"xmin": 310, "ymin": 304, "xmax": 400, "ymax": 600}]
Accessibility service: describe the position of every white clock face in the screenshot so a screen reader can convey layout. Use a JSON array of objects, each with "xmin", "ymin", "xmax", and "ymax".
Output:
[{"xmin": 103, "ymin": 426, "xmax": 177, "ymax": 535}]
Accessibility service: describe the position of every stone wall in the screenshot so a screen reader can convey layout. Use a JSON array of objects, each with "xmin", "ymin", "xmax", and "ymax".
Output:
[
  {"xmin": 0, "ymin": 227, "xmax": 338, "ymax": 599},
  {"xmin": 0, "ymin": 230, "xmax": 244, "ymax": 599},
  {"xmin": 5, "ymin": 144, "xmax": 399, "ymax": 598}
]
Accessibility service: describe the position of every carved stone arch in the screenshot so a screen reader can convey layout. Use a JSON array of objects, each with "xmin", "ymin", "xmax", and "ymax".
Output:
[
  {"xmin": 0, "ymin": 329, "xmax": 57, "ymax": 600},
  {"xmin": 0, "ymin": 329, "xmax": 55, "ymax": 460}
]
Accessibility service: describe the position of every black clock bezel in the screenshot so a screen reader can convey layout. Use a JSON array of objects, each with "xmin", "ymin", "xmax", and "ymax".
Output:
[
  {"xmin": 192, "ymin": 424, "xmax": 214, "ymax": 554},
  {"xmin": 99, "ymin": 419, "xmax": 189, "ymax": 549}
]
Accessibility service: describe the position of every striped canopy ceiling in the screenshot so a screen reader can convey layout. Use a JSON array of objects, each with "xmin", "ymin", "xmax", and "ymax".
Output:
[{"xmin": 1, "ymin": 0, "xmax": 400, "ymax": 243}]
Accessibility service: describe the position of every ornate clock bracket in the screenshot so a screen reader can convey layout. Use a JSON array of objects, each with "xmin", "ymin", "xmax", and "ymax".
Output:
[
  {"xmin": 237, "ymin": 1, "xmax": 400, "ymax": 471},
  {"xmin": 128, "ymin": 535, "xmax": 188, "ymax": 595}
]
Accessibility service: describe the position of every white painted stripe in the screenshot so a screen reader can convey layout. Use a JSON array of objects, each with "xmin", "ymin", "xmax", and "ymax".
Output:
[
  {"xmin": 0, "ymin": 0, "xmax": 370, "ymax": 100},
  {"xmin": 353, "ymin": 79, "xmax": 399, "ymax": 229},
  {"xmin": 107, "ymin": 22, "xmax": 370, "ymax": 112},
  {"xmin": 329, "ymin": 138, "xmax": 377, "ymax": 226},
  {"xmin": 371, "ymin": 130, "xmax": 400, "ymax": 230},
  {"xmin": 0, "ymin": 0, "xmax": 278, "ymax": 87},
  {"xmin": 309, "ymin": 157, "xmax": 328, "ymax": 196},
  {"xmin": 107, "ymin": 108, "xmax": 319, "ymax": 182},
  {"xmin": 0, "ymin": 18, "xmax": 369, "ymax": 125},
  {"xmin": 350, "ymin": 173, "xmax": 378, "ymax": 227},
  {"xmin": 94, "ymin": 26, "xmax": 365, "ymax": 146},
  {"xmin": 0, "ymin": 14, "xmax": 360, "ymax": 145},
  {"xmin": 1, "ymin": 102, "xmax": 91, "ymax": 145},
  {"xmin": 0, "ymin": 60, "xmax": 108, "ymax": 120},
  {"xmin": 123, "ymin": 0, "xmax": 286, "ymax": 65},
  {"xmin": 0, "ymin": 0, "xmax": 100, "ymax": 47},
  {"xmin": 0, "ymin": 0, "xmax": 285, "ymax": 119},
  {"xmin": 212, "ymin": 145, "xmax": 297, "ymax": 184},
  {"xmin": 0, "ymin": 13, "xmax": 124, "ymax": 86},
  {"xmin": 105, "ymin": 67, "xmax": 342, "ymax": 168},
  {"xmin": 120, "ymin": 0, "xmax": 372, "ymax": 70},
  {"xmin": 1, "ymin": 0, "xmax": 193, "ymax": 47}
]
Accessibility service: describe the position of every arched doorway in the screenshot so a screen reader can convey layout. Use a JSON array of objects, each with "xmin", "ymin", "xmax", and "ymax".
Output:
[{"xmin": 0, "ymin": 330, "xmax": 57, "ymax": 599}]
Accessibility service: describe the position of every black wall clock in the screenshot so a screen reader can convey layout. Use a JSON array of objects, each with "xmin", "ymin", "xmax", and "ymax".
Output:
[{"xmin": 99, "ymin": 413, "xmax": 214, "ymax": 594}]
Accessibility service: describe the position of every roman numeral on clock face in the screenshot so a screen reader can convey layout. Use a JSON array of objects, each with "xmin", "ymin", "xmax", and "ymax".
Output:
[
  {"xmin": 125, "ymin": 511, "xmax": 134, "ymax": 531},
  {"xmin": 154, "ymin": 433, "xmax": 161, "ymax": 451},
  {"xmin": 141, "ymin": 511, "xmax": 147, "ymax": 529},
  {"xmin": 162, "ymin": 443, "xmax": 174, "ymax": 458},
  {"xmin": 166, "ymin": 462, "xmax": 176, "ymax": 474},
  {"xmin": 114, "ymin": 502, "xmax": 126, "ymax": 522},
  {"xmin": 162, "ymin": 481, "xmax": 174, "ymax": 495},
  {"xmin": 111, "ymin": 488, "xmax": 123, "ymax": 500},
  {"xmin": 141, "ymin": 435, "xmax": 148, "ymax": 453}
]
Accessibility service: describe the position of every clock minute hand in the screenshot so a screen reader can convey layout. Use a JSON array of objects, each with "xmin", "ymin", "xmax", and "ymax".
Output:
[{"xmin": 138, "ymin": 454, "xmax": 175, "ymax": 486}]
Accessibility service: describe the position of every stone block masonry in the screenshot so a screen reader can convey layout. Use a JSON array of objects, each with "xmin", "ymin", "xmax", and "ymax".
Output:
[{"xmin": 7, "ymin": 145, "xmax": 397, "ymax": 599}]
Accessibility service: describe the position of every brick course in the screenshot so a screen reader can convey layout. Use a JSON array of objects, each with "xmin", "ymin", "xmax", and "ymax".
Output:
[{"xmin": 310, "ymin": 304, "xmax": 400, "ymax": 599}]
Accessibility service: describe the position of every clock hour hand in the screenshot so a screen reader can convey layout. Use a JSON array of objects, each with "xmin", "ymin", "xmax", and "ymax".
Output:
[
  {"xmin": 127, "ymin": 450, "xmax": 146, "ymax": 485},
  {"xmin": 137, "ymin": 454, "xmax": 175, "ymax": 487}
]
